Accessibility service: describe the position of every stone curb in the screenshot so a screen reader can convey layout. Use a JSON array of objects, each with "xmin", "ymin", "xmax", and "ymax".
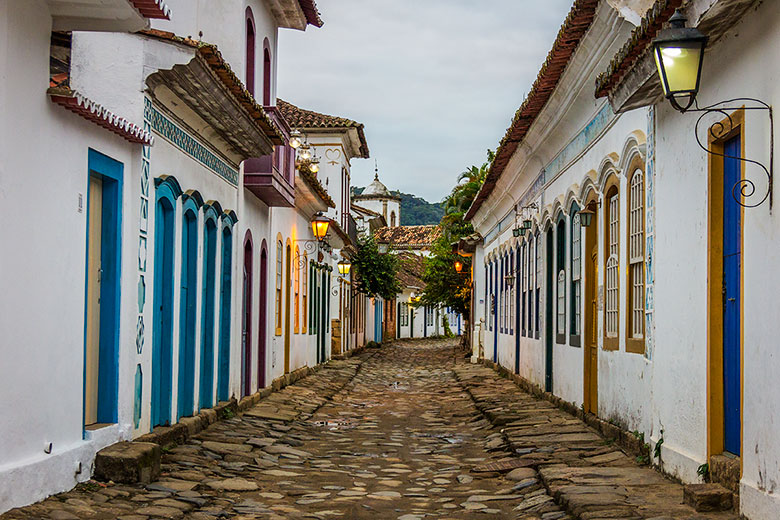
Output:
[
  {"xmin": 477, "ymin": 357, "xmax": 650, "ymax": 461},
  {"xmin": 96, "ymin": 349, "xmax": 374, "ymax": 484}
]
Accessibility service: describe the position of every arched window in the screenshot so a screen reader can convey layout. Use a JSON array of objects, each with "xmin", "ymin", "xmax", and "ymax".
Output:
[
  {"xmin": 263, "ymin": 40, "xmax": 271, "ymax": 106},
  {"xmin": 604, "ymin": 181, "xmax": 620, "ymax": 349},
  {"xmin": 570, "ymin": 202, "xmax": 582, "ymax": 346},
  {"xmin": 275, "ymin": 237, "xmax": 283, "ymax": 335},
  {"xmin": 556, "ymin": 217, "xmax": 566, "ymax": 344},
  {"xmin": 294, "ymin": 246, "xmax": 300, "ymax": 333},
  {"xmin": 627, "ymin": 168, "xmax": 645, "ymax": 352},
  {"xmin": 245, "ymin": 8, "xmax": 256, "ymax": 97},
  {"xmin": 390, "ymin": 211, "xmax": 396, "ymax": 227},
  {"xmin": 302, "ymin": 252, "xmax": 308, "ymax": 334}
]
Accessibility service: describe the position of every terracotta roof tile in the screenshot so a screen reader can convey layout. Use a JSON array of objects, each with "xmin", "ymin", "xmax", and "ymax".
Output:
[
  {"xmin": 48, "ymin": 86, "xmax": 153, "ymax": 145},
  {"xmin": 465, "ymin": 0, "xmax": 599, "ymax": 221},
  {"xmin": 129, "ymin": 0, "xmax": 171, "ymax": 19},
  {"xmin": 351, "ymin": 203, "xmax": 381, "ymax": 217},
  {"xmin": 298, "ymin": 0, "xmax": 323, "ymax": 28},
  {"xmin": 594, "ymin": 0, "xmax": 681, "ymax": 98},
  {"xmin": 277, "ymin": 99, "xmax": 369, "ymax": 158},
  {"xmin": 374, "ymin": 225, "xmax": 441, "ymax": 249},
  {"xmin": 299, "ymin": 169, "xmax": 335, "ymax": 208},
  {"xmin": 397, "ymin": 252, "xmax": 426, "ymax": 289},
  {"xmin": 140, "ymin": 29, "xmax": 284, "ymax": 145}
]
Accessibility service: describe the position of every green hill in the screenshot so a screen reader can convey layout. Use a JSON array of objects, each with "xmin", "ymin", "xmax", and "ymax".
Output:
[{"xmin": 352, "ymin": 187, "xmax": 444, "ymax": 226}]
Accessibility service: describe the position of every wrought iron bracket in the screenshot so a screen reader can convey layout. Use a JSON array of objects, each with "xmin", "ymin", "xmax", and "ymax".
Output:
[
  {"xmin": 293, "ymin": 239, "xmax": 319, "ymax": 270},
  {"xmin": 689, "ymin": 98, "xmax": 773, "ymax": 209}
]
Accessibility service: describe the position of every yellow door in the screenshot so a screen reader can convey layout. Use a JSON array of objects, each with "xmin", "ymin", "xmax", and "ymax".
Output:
[{"xmin": 84, "ymin": 176, "xmax": 103, "ymax": 426}]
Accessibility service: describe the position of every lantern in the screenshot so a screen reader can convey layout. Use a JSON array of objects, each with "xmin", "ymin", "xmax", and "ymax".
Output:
[
  {"xmin": 337, "ymin": 259, "xmax": 351, "ymax": 275},
  {"xmin": 298, "ymin": 143, "xmax": 312, "ymax": 160},
  {"xmin": 454, "ymin": 260, "xmax": 463, "ymax": 273},
  {"xmin": 522, "ymin": 219, "xmax": 532, "ymax": 230},
  {"xmin": 311, "ymin": 213, "xmax": 330, "ymax": 241},
  {"xmin": 652, "ymin": 10, "xmax": 708, "ymax": 112},
  {"xmin": 578, "ymin": 208, "xmax": 595, "ymax": 228},
  {"xmin": 289, "ymin": 129, "xmax": 302, "ymax": 149},
  {"xmin": 309, "ymin": 156, "xmax": 320, "ymax": 173}
]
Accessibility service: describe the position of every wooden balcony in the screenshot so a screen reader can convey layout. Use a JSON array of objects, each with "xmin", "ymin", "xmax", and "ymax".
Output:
[{"xmin": 243, "ymin": 105, "xmax": 296, "ymax": 207}]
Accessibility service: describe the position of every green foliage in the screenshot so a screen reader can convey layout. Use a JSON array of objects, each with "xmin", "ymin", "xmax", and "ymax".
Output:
[
  {"xmin": 352, "ymin": 235, "xmax": 402, "ymax": 299},
  {"xmin": 697, "ymin": 463, "xmax": 710, "ymax": 481},
  {"xmin": 653, "ymin": 430, "xmax": 665, "ymax": 461},
  {"xmin": 418, "ymin": 150, "xmax": 494, "ymax": 316},
  {"xmin": 399, "ymin": 193, "xmax": 445, "ymax": 226}
]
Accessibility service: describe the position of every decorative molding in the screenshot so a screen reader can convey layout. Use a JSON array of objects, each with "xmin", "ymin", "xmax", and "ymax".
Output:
[{"xmin": 144, "ymin": 97, "xmax": 239, "ymax": 186}]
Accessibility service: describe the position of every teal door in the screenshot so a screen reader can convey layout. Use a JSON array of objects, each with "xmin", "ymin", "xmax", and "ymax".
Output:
[
  {"xmin": 723, "ymin": 135, "xmax": 742, "ymax": 455},
  {"xmin": 217, "ymin": 227, "xmax": 232, "ymax": 401},
  {"xmin": 152, "ymin": 191, "xmax": 176, "ymax": 427},
  {"xmin": 178, "ymin": 206, "xmax": 198, "ymax": 419},
  {"xmin": 199, "ymin": 217, "xmax": 217, "ymax": 409}
]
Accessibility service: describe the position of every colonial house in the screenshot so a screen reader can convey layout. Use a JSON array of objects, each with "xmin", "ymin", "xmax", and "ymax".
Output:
[
  {"xmin": 466, "ymin": 0, "xmax": 780, "ymax": 516},
  {"xmin": 353, "ymin": 171, "xmax": 402, "ymax": 227},
  {"xmin": 276, "ymin": 99, "xmax": 371, "ymax": 357},
  {"xmin": 374, "ymin": 223, "xmax": 450, "ymax": 340},
  {"xmin": 0, "ymin": 0, "xmax": 379, "ymax": 513},
  {"xmin": 595, "ymin": 0, "xmax": 780, "ymax": 516}
]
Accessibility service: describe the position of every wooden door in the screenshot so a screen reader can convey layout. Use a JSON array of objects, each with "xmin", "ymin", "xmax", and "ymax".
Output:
[
  {"xmin": 178, "ymin": 210, "xmax": 198, "ymax": 419},
  {"xmin": 241, "ymin": 239, "xmax": 253, "ymax": 397},
  {"xmin": 723, "ymin": 135, "xmax": 742, "ymax": 455},
  {"xmin": 217, "ymin": 228, "xmax": 232, "ymax": 402},
  {"xmin": 545, "ymin": 229, "xmax": 554, "ymax": 392},
  {"xmin": 583, "ymin": 208, "xmax": 599, "ymax": 414},
  {"xmin": 84, "ymin": 176, "xmax": 103, "ymax": 426},
  {"xmin": 258, "ymin": 246, "xmax": 268, "ymax": 388}
]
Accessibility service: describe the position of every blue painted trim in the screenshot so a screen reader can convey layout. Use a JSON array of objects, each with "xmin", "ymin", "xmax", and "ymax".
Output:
[
  {"xmin": 154, "ymin": 175, "xmax": 183, "ymax": 199},
  {"xmin": 178, "ymin": 199, "xmax": 199, "ymax": 419},
  {"xmin": 221, "ymin": 209, "xmax": 239, "ymax": 226},
  {"xmin": 83, "ymin": 149, "xmax": 124, "ymax": 431},
  {"xmin": 152, "ymin": 185, "xmax": 177, "ymax": 427},
  {"xmin": 182, "ymin": 189, "xmax": 205, "ymax": 208},
  {"xmin": 217, "ymin": 224, "xmax": 233, "ymax": 401},
  {"xmin": 204, "ymin": 200, "xmax": 224, "ymax": 215}
]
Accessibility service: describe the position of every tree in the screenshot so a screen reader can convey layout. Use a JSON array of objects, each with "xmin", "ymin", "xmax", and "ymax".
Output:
[
  {"xmin": 419, "ymin": 150, "xmax": 493, "ymax": 337},
  {"xmin": 352, "ymin": 235, "xmax": 402, "ymax": 300}
]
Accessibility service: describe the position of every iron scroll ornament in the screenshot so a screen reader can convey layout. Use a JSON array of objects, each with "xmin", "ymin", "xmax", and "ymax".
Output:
[
  {"xmin": 690, "ymin": 98, "xmax": 773, "ymax": 209},
  {"xmin": 293, "ymin": 239, "xmax": 318, "ymax": 270}
]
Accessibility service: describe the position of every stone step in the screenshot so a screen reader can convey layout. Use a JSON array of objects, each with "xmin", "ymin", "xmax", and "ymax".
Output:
[
  {"xmin": 93, "ymin": 441, "xmax": 160, "ymax": 484},
  {"xmin": 683, "ymin": 483, "xmax": 734, "ymax": 512}
]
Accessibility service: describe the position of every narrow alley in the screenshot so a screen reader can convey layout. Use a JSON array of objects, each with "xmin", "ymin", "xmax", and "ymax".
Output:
[{"xmin": 2, "ymin": 339, "xmax": 737, "ymax": 520}]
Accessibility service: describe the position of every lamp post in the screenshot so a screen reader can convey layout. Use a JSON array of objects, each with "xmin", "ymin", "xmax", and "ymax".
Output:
[{"xmin": 651, "ymin": 9, "xmax": 773, "ymax": 208}]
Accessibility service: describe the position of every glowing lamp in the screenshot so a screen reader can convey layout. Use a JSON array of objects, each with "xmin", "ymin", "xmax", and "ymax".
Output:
[
  {"xmin": 309, "ymin": 156, "xmax": 320, "ymax": 173},
  {"xmin": 454, "ymin": 260, "xmax": 463, "ymax": 273},
  {"xmin": 337, "ymin": 259, "xmax": 351, "ymax": 275},
  {"xmin": 298, "ymin": 143, "xmax": 312, "ymax": 161},
  {"xmin": 311, "ymin": 213, "xmax": 330, "ymax": 241},
  {"xmin": 652, "ymin": 10, "xmax": 708, "ymax": 112},
  {"xmin": 289, "ymin": 129, "xmax": 302, "ymax": 149}
]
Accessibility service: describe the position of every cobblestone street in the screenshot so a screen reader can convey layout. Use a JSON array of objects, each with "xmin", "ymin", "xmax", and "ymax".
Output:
[{"xmin": 3, "ymin": 339, "xmax": 737, "ymax": 520}]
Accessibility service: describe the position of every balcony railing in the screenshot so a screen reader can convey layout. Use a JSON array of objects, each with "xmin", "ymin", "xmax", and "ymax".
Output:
[{"xmin": 243, "ymin": 105, "xmax": 296, "ymax": 207}]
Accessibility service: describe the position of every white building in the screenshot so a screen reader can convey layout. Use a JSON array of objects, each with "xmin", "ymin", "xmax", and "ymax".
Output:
[
  {"xmin": 466, "ymin": 0, "xmax": 780, "ymax": 517},
  {"xmin": 0, "ymin": 0, "xmax": 382, "ymax": 513},
  {"xmin": 353, "ymin": 172, "xmax": 402, "ymax": 227}
]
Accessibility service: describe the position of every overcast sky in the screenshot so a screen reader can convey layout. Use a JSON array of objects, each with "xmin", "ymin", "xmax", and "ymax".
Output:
[{"xmin": 278, "ymin": 1, "xmax": 573, "ymax": 203}]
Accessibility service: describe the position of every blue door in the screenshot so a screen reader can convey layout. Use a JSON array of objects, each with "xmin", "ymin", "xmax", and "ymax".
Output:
[
  {"xmin": 199, "ymin": 217, "xmax": 217, "ymax": 409},
  {"xmin": 217, "ymin": 227, "xmax": 232, "ymax": 401},
  {"xmin": 723, "ymin": 135, "xmax": 742, "ymax": 455},
  {"xmin": 152, "ymin": 194, "xmax": 175, "ymax": 427},
  {"xmin": 178, "ymin": 207, "xmax": 198, "ymax": 419}
]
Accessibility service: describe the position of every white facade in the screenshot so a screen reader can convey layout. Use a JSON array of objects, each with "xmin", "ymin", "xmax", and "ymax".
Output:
[
  {"xmin": 469, "ymin": 0, "xmax": 780, "ymax": 517},
  {"xmin": 0, "ymin": 0, "xmax": 376, "ymax": 513}
]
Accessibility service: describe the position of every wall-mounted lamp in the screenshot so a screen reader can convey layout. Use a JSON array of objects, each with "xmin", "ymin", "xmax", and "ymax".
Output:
[
  {"xmin": 454, "ymin": 260, "xmax": 463, "ymax": 273},
  {"xmin": 337, "ymin": 258, "xmax": 351, "ymax": 275},
  {"xmin": 578, "ymin": 208, "xmax": 595, "ymax": 228},
  {"xmin": 311, "ymin": 213, "xmax": 330, "ymax": 241},
  {"xmin": 652, "ymin": 9, "xmax": 773, "ymax": 209}
]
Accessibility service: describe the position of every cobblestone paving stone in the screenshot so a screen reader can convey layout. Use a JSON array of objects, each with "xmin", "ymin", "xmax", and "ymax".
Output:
[{"xmin": 2, "ymin": 339, "xmax": 737, "ymax": 520}]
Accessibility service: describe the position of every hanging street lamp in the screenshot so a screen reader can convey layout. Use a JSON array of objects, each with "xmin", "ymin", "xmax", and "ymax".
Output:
[
  {"xmin": 298, "ymin": 142, "xmax": 312, "ymax": 161},
  {"xmin": 337, "ymin": 258, "xmax": 351, "ymax": 275},
  {"xmin": 311, "ymin": 212, "xmax": 330, "ymax": 241},
  {"xmin": 651, "ymin": 9, "xmax": 773, "ymax": 209},
  {"xmin": 652, "ymin": 10, "xmax": 708, "ymax": 113},
  {"xmin": 454, "ymin": 260, "xmax": 463, "ymax": 273},
  {"xmin": 309, "ymin": 155, "xmax": 320, "ymax": 173},
  {"xmin": 289, "ymin": 129, "xmax": 302, "ymax": 149}
]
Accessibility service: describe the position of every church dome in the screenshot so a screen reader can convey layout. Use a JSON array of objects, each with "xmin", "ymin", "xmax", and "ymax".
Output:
[{"xmin": 356, "ymin": 171, "xmax": 401, "ymax": 201}]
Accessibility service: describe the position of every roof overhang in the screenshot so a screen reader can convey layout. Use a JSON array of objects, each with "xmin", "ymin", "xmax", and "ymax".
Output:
[
  {"xmin": 47, "ymin": 0, "xmax": 169, "ymax": 32},
  {"xmin": 267, "ymin": 0, "xmax": 323, "ymax": 30},
  {"xmin": 595, "ymin": 0, "xmax": 759, "ymax": 113},
  {"xmin": 48, "ymin": 87, "xmax": 153, "ymax": 145},
  {"xmin": 142, "ymin": 31, "xmax": 283, "ymax": 160},
  {"xmin": 295, "ymin": 170, "xmax": 333, "ymax": 215}
]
